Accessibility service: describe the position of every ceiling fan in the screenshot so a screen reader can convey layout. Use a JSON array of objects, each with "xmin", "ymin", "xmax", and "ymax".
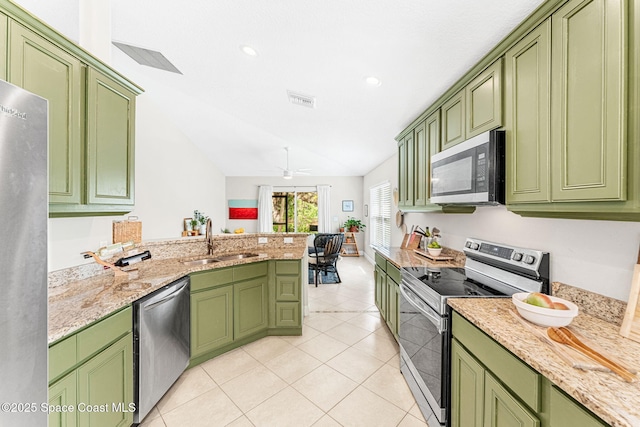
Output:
[{"xmin": 278, "ymin": 147, "xmax": 311, "ymax": 179}]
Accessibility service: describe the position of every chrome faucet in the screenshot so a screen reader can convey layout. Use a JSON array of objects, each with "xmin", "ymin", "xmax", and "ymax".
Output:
[{"xmin": 206, "ymin": 218, "xmax": 214, "ymax": 255}]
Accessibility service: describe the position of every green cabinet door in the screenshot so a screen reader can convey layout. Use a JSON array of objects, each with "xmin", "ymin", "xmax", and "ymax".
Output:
[
  {"xmin": 398, "ymin": 133, "xmax": 415, "ymax": 207},
  {"xmin": 505, "ymin": 19, "xmax": 551, "ymax": 204},
  {"xmin": 425, "ymin": 110, "xmax": 441, "ymax": 201},
  {"xmin": 466, "ymin": 58, "xmax": 503, "ymax": 138},
  {"xmin": 8, "ymin": 20, "xmax": 82, "ymax": 207},
  {"xmin": 442, "ymin": 89, "xmax": 466, "ymax": 150},
  {"xmin": 484, "ymin": 372, "xmax": 539, "ymax": 427},
  {"xmin": 0, "ymin": 13, "xmax": 6, "ymax": 79},
  {"xmin": 376, "ymin": 266, "xmax": 387, "ymax": 319},
  {"xmin": 48, "ymin": 371, "xmax": 77, "ymax": 427},
  {"xmin": 549, "ymin": 385, "xmax": 607, "ymax": 427},
  {"xmin": 275, "ymin": 302, "xmax": 300, "ymax": 328},
  {"xmin": 374, "ymin": 265, "xmax": 383, "ymax": 312},
  {"xmin": 234, "ymin": 276, "xmax": 268, "ymax": 340},
  {"xmin": 386, "ymin": 277, "xmax": 399, "ymax": 337},
  {"xmin": 550, "ymin": 0, "xmax": 626, "ymax": 202},
  {"xmin": 191, "ymin": 285, "xmax": 233, "ymax": 357},
  {"xmin": 275, "ymin": 275, "xmax": 299, "ymax": 302},
  {"xmin": 77, "ymin": 333, "xmax": 133, "ymax": 427},
  {"xmin": 86, "ymin": 68, "xmax": 136, "ymax": 207},
  {"xmin": 414, "ymin": 120, "xmax": 428, "ymax": 207},
  {"xmin": 451, "ymin": 339, "xmax": 484, "ymax": 427}
]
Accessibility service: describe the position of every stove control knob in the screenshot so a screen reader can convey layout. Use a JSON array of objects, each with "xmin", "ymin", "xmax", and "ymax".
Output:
[
  {"xmin": 523, "ymin": 255, "xmax": 536, "ymax": 265},
  {"xmin": 471, "ymin": 243, "xmax": 480, "ymax": 250},
  {"xmin": 465, "ymin": 241, "xmax": 472, "ymax": 248},
  {"xmin": 512, "ymin": 252, "xmax": 523, "ymax": 262}
]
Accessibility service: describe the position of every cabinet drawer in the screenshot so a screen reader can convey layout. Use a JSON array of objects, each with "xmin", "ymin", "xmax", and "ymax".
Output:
[
  {"xmin": 452, "ymin": 311, "xmax": 541, "ymax": 411},
  {"xmin": 387, "ymin": 263, "xmax": 401, "ymax": 284},
  {"xmin": 190, "ymin": 267, "xmax": 233, "ymax": 292},
  {"xmin": 374, "ymin": 252, "xmax": 387, "ymax": 271},
  {"xmin": 234, "ymin": 261, "xmax": 268, "ymax": 282},
  {"xmin": 275, "ymin": 260, "xmax": 300, "ymax": 275},
  {"xmin": 76, "ymin": 306, "xmax": 131, "ymax": 362},
  {"xmin": 49, "ymin": 335, "xmax": 77, "ymax": 382}
]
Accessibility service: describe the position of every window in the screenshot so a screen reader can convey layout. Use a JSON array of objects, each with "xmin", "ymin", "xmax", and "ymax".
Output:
[
  {"xmin": 369, "ymin": 182, "xmax": 391, "ymax": 248},
  {"xmin": 272, "ymin": 191, "xmax": 318, "ymax": 232}
]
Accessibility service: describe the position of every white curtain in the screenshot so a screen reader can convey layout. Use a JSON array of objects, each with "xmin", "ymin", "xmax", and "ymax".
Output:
[
  {"xmin": 317, "ymin": 185, "xmax": 331, "ymax": 232},
  {"xmin": 257, "ymin": 185, "xmax": 273, "ymax": 232}
]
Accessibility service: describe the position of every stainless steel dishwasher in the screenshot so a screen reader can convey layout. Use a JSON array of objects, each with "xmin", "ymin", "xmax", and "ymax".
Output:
[{"xmin": 133, "ymin": 276, "xmax": 190, "ymax": 424}]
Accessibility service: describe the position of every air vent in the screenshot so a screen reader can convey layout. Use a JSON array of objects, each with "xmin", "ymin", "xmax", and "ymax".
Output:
[
  {"xmin": 287, "ymin": 90, "xmax": 316, "ymax": 109},
  {"xmin": 112, "ymin": 41, "xmax": 182, "ymax": 74}
]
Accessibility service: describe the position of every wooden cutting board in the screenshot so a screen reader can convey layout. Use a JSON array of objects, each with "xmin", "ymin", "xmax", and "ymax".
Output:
[{"xmin": 620, "ymin": 244, "xmax": 640, "ymax": 343}]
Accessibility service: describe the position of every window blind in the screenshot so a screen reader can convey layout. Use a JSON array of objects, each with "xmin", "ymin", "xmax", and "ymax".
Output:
[{"xmin": 369, "ymin": 182, "xmax": 391, "ymax": 248}]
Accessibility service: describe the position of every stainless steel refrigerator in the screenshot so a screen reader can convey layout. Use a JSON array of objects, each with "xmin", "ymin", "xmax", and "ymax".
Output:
[{"xmin": 0, "ymin": 79, "xmax": 48, "ymax": 426}]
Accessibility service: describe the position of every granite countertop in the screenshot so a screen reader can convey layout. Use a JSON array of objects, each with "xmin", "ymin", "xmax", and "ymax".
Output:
[
  {"xmin": 373, "ymin": 246, "xmax": 465, "ymax": 269},
  {"xmin": 448, "ymin": 298, "xmax": 640, "ymax": 427},
  {"xmin": 48, "ymin": 247, "xmax": 306, "ymax": 344}
]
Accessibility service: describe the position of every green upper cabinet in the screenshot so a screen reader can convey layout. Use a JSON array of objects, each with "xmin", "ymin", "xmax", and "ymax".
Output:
[
  {"xmin": 398, "ymin": 132, "xmax": 415, "ymax": 208},
  {"xmin": 505, "ymin": 19, "xmax": 551, "ymax": 204},
  {"xmin": 86, "ymin": 68, "xmax": 136, "ymax": 207},
  {"xmin": 550, "ymin": 0, "xmax": 626, "ymax": 202},
  {"xmin": 442, "ymin": 89, "xmax": 466, "ymax": 150},
  {"xmin": 466, "ymin": 58, "xmax": 503, "ymax": 138},
  {"xmin": 8, "ymin": 20, "xmax": 82, "ymax": 206},
  {"xmin": 414, "ymin": 120, "xmax": 428, "ymax": 207},
  {"xmin": 0, "ymin": 13, "xmax": 7, "ymax": 79}
]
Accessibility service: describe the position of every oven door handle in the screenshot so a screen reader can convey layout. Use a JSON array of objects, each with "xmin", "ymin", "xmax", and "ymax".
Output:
[{"xmin": 400, "ymin": 282, "xmax": 444, "ymax": 334}]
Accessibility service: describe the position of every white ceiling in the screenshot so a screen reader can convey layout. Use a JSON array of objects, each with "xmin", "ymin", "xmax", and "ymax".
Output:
[{"xmin": 15, "ymin": 0, "xmax": 545, "ymax": 178}]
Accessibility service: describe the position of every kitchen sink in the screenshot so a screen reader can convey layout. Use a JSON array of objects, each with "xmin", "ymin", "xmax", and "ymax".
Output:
[
  {"xmin": 180, "ymin": 257, "xmax": 221, "ymax": 266},
  {"xmin": 215, "ymin": 253, "xmax": 260, "ymax": 261},
  {"xmin": 180, "ymin": 253, "xmax": 259, "ymax": 266}
]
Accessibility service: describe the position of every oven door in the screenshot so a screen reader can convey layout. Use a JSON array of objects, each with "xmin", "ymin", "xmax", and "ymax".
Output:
[{"xmin": 399, "ymin": 281, "xmax": 448, "ymax": 425}]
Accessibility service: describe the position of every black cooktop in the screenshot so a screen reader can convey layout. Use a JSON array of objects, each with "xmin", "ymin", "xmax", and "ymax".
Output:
[{"xmin": 402, "ymin": 266, "xmax": 505, "ymax": 299}]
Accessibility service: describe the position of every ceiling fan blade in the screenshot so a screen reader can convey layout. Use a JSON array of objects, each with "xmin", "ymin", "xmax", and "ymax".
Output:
[{"xmin": 295, "ymin": 170, "xmax": 311, "ymax": 175}]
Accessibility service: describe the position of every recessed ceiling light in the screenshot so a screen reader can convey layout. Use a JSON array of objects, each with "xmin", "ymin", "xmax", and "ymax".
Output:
[
  {"xmin": 240, "ymin": 45, "xmax": 258, "ymax": 57},
  {"xmin": 365, "ymin": 76, "xmax": 382, "ymax": 87}
]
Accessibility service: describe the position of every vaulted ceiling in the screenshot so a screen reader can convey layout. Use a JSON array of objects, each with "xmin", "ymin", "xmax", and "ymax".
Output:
[{"xmin": 15, "ymin": 0, "xmax": 545, "ymax": 177}]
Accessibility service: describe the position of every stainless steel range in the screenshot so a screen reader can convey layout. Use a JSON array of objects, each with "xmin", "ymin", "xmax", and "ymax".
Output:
[{"xmin": 398, "ymin": 238, "xmax": 549, "ymax": 427}]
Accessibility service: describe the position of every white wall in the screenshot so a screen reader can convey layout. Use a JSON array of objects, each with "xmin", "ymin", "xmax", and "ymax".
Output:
[
  {"xmin": 48, "ymin": 95, "xmax": 227, "ymax": 271},
  {"xmin": 225, "ymin": 176, "xmax": 363, "ymax": 234},
  {"xmin": 364, "ymin": 152, "xmax": 640, "ymax": 302}
]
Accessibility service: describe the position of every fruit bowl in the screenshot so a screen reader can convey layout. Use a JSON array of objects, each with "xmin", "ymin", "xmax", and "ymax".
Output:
[
  {"xmin": 427, "ymin": 247, "xmax": 442, "ymax": 256},
  {"xmin": 512, "ymin": 292, "xmax": 579, "ymax": 327}
]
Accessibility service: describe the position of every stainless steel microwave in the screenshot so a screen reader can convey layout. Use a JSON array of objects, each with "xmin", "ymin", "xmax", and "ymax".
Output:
[{"xmin": 430, "ymin": 130, "xmax": 505, "ymax": 205}]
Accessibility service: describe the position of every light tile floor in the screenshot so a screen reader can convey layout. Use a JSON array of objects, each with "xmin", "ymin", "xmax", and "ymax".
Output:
[{"xmin": 141, "ymin": 257, "xmax": 427, "ymax": 427}]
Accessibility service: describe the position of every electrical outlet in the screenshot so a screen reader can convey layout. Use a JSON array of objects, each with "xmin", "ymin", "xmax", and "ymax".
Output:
[
  {"xmin": 258, "ymin": 237, "xmax": 268, "ymax": 244},
  {"xmin": 283, "ymin": 237, "xmax": 293, "ymax": 244}
]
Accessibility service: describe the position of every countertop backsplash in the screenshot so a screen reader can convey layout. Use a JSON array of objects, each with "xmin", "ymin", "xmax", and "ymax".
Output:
[{"xmin": 552, "ymin": 282, "xmax": 627, "ymax": 326}]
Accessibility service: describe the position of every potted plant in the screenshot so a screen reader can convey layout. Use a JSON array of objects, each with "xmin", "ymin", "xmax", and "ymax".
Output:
[
  {"xmin": 343, "ymin": 217, "xmax": 365, "ymax": 232},
  {"xmin": 193, "ymin": 210, "xmax": 209, "ymax": 235}
]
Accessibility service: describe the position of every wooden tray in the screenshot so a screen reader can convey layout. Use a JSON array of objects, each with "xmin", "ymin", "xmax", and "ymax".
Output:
[{"xmin": 413, "ymin": 249, "xmax": 454, "ymax": 261}]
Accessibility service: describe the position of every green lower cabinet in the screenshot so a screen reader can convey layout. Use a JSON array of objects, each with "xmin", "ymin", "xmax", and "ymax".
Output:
[
  {"xmin": 549, "ymin": 386, "xmax": 607, "ymax": 427},
  {"xmin": 386, "ymin": 277, "xmax": 399, "ymax": 337},
  {"xmin": 76, "ymin": 333, "xmax": 133, "ymax": 427},
  {"xmin": 190, "ymin": 284, "xmax": 233, "ymax": 357},
  {"xmin": 234, "ymin": 276, "xmax": 268, "ymax": 340},
  {"xmin": 48, "ymin": 371, "xmax": 77, "ymax": 427},
  {"xmin": 375, "ymin": 265, "xmax": 385, "ymax": 315},
  {"xmin": 452, "ymin": 311, "xmax": 608, "ymax": 427},
  {"xmin": 484, "ymin": 373, "xmax": 539, "ymax": 427},
  {"xmin": 451, "ymin": 339, "xmax": 484, "ymax": 427},
  {"xmin": 275, "ymin": 302, "xmax": 300, "ymax": 328}
]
